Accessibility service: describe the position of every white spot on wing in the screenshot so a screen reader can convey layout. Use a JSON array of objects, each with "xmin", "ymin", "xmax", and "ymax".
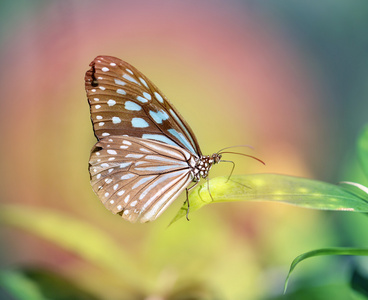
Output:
[
  {"xmin": 123, "ymin": 74, "xmax": 139, "ymax": 84},
  {"xmin": 114, "ymin": 79, "xmax": 126, "ymax": 86},
  {"xmin": 141, "ymin": 173, "xmax": 191, "ymax": 221},
  {"xmin": 139, "ymin": 148, "xmax": 151, "ymax": 153},
  {"xmin": 141, "ymin": 138, "xmax": 191, "ymax": 160},
  {"xmin": 132, "ymin": 175, "xmax": 156, "ymax": 189},
  {"xmin": 117, "ymin": 89, "xmax": 126, "ymax": 95},
  {"xmin": 107, "ymin": 99, "xmax": 116, "ymax": 106},
  {"xmin": 143, "ymin": 92, "xmax": 152, "ymax": 100},
  {"xmin": 112, "ymin": 117, "xmax": 121, "ymax": 124},
  {"xmin": 126, "ymin": 153, "xmax": 144, "ymax": 159},
  {"xmin": 102, "ymin": 67, "xmax": 109, "ymax": 72},
  {"xmin": 96, "ymin": 115, "xmax": 103, "ymax": 120},
  {"xmin": 139, "ymin": 78, "xmax": 149, "ymax": 88},
  {"xmin": 107, "ymin": 150, "xmax": 117, "ymax": 155},
  {"xmin": 154, "ymin": 92, "xmax": 164, "ymax": 103},
  {"xmin": 119, "ymin": 162, "xmax": 131, "ymax": 168},
  {"xmin": 121, "ymin": 174, "xmax": 135, "ymax": 180},
  {"xmin": 136, "ymin": 96, "xmax": 148, "ymax": 103},
  {"xmin": 102, "ymin": 133, "xmax": 110, "ymax": 137}
]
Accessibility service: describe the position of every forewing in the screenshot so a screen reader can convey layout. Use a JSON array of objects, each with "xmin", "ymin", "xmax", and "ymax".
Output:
[
  {"xmin": 85, "ymin": 56, "xmax": 201, "ymax": 156},
  {"xmin": 89, "ymin": 136, "xmax": 194, "ymax": 223}
]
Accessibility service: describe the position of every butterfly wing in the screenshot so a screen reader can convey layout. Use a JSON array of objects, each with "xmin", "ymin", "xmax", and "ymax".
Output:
[
  {"xmin": 85, "ymin": 56, "xmax": 202, "ymax": 156},
  {"xmin": 89, "ymin": 136, "xmax": 195, "ymax": 223}
]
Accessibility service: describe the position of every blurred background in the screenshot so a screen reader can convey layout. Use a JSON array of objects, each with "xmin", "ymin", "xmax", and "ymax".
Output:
[{"xmin": 1, "ymin": 0, "xmax": 368, "ymax": 299}]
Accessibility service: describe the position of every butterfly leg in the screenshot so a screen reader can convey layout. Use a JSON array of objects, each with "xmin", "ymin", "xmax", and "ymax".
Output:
[
  {"xmin": 206, "ymin": 177, "xmax": 215, "ymax": 202},
  {"xmin": 185, "ymin": 182, "xmax": 199, "ymax": 221},
  {"xmin": 219, "ymin": 159, "xmax": 252, "ymax": 188},
  {"xmin": 220, "ymin": 159, "xmax": 236, "ymax": 182}
]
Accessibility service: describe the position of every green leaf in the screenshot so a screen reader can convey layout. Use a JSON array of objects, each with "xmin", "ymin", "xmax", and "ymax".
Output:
[
  {"xmin": 339, "ymin": 181, "xmax": 368, "ymax": 201},
  {"xmin": 0, "ymin": 205, "xmax": 146, "ymax": 292},
  {"xmin": 284, "ymin": 248, "xmax": 368, "ymax": 293},
  {"xmin": 358, "ymin": 124, "xmax": 368, "ymax": 179},
  {"xmin": 0, "ymin": 270, "xmax": 46, "ymax": 300},
  {"xmin": 351, "ymin": 267, "xmax": 368, "ymax": 298},
  {"xmin": 21, "ymin": 268, "xmax": 100, "ymax": 300},
  {"xmin": 171, "ymin": 174, "xmax": 368, "ymax": 223}
]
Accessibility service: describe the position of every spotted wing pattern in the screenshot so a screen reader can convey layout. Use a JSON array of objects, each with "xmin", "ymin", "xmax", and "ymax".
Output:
[
  {"xmin": 85, "ymin": 56, "xmax": 202, "ymax": 157},
  {"xmin": 89, "ymin": 135, "xmax": 195, "ymax": 223}
]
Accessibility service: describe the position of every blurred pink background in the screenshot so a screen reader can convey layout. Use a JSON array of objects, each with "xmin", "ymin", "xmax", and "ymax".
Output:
[{"xmin": 1, "ymin": 1, "xmax": 367, "ymax": 299}]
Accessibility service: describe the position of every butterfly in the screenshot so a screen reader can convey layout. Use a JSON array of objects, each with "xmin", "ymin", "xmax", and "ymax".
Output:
[{"xmin": 85, "ymin": 56, "xmax": 223, "ymax": 223}]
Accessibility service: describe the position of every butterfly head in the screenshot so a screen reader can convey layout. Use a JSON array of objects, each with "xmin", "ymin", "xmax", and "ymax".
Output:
[{"xmin": 212, "ymin": 153, "xmax": 222, "ymax": 164}]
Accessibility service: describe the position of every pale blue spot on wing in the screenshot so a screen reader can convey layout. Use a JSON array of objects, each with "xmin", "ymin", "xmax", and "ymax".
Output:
[
  {"xmin": 125, "ymin": 101, "xmax": 141, "ymax": 111},
  {"xmin": 132, "ymin": 175, "xmax": 156, "ymax": 189},
  {"xmin": 121, "ymin": 174, "xmax": 135, "ymax": 180},
  {"xmin": 136, "ymin": 96, "xmax": 148, "ymax": 103},
  {"xmin": 139, "ymin": 77, "xmax": 149, "ymax": 89},
  {"xmin": 139, "ymin": 170, "xmax": 187, "ymax": 201},
  {"xmin": 119, "ymin": 162, "xmax": 131, "ymax": 169},
  {"xmin": 154, "ymin": 92, "xmax": 164, "ymax": 103},
  {"xmin": 135, "ymin": 165, "xmax": 187, "ymax": 172},
  {"xmin": 168, "ymin": 129, "xmax": 196, "ymax": 154},
  {"xmin": 126, "ymin": 153, "xmax": 144, "ymax": 158},
  {"xmin": 145, "ymin": 155, "xmax": 185, "ymax": 164},
  {"xmin": 142, "ymin": 134, "xmax": 180, "ymax": 148},
  {"xmin": 143, "ymin": 92, "xmax": 152, "ymax": 100},
  {"xmin": 132, "ymin": 118, "xmax": 149, "ymax": 128},
  {"xmin": 107, "ymin": 99, "xmax": 116, "ymax": 106},
  {"xmin": 149, "ymin": 110, "xmax": 169, "ymax": 124},
  {"xmin": 114, "ymin": 79, "xmax": 126, "ymax": 86},
  {"xmin": 117, "ymin": 89, "xmax": 126, "ymax": 95},
  {"xmin": 112, "ymin": 117, "xmax": 121, "ymax": 124},
  {"xmin": 123, "ymin": 74, "xmax": 139, "ymax": 84},
  {"xmin": 169, "ymin": 108, "xmax": 197, "ymax": 153}
]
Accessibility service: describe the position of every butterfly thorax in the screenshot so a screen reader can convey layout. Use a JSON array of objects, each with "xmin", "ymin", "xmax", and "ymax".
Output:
[{"xmin": 192, "ymin": 153, "xmax": 222, "ymax": 182}]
